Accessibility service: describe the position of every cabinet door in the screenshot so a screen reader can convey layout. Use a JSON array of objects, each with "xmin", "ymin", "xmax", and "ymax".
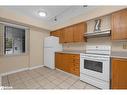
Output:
[
  {"xmin": 73, "ymin": 22, "xmax": 87, "ymax": 42},
  {"xmin": 112, "ymin": 58, "xmax": 127, "ymax": 89},
  {"xmin": 50, "ymin": 30, "xmax": 60, "ymax": 37},
  {"xmin": 62, "ymin": 54, "xmax": 73, "ymax": 72},
  {"xmin": 112, "ymin": 9, "xmax": 127, "ymax": 40},
  {"xmin": 62, "ymin": 26, "xmax": 74, "ymax": 43},
  {"xmin": 55, "ymin": 53, "xmax": 63, "ymax": 70},
  {"xmin": 50, "ymin": 30, "xmax": 63, "ymax": 43}
]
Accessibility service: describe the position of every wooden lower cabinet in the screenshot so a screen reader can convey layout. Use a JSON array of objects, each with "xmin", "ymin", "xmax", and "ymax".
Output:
[
  {"xmin": 55, "ymin": 53, "xmax": 63, "ymax": 70},
  {"xmin": 111, "ymin": 58, "xmax": 127, "ymax": 89},
  {"xmin": 55, "ymin": 52, "xmax": 80, "ymax": 76}
]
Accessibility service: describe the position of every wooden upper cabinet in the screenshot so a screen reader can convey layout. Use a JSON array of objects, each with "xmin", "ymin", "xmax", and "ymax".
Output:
[
  {"xmin": 62, "ymin": 26, "xmax": 74, "ymax": 43},
  {"xmin": 112, "ymin": 9, "xmax": 127, "ymax": 40},
  {"xmin": 112, "ymin": 58, "xmax": 127, "ymax": 89},
  {"xmin": 50, "ymin": 30, "xmax": 60, "ymax": 37},
  {"xmin": 73, "ymin": 22, "xmax": 87, "ymax": 42},
  {"xmin": 50, "ymin": 29, "xmax": 63, "ymax": 43},
  {"xmin": 50, "ymin": 21, "xmax": 87, "ymax": 43}
]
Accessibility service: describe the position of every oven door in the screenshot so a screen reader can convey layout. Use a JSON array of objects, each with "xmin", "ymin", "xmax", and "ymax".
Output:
[{"xmin": 80, "ymin": 54, "xmax": 110, "ymax": 81}]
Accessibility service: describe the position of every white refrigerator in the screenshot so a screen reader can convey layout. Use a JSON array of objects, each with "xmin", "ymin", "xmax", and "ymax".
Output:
[{"xmin": 44, "ymin": 36, "xmax": 62, "ymax": 69}]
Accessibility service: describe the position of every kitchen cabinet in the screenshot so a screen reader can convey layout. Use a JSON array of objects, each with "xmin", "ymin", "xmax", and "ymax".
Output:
[
  {"xmin": 73, "ymin": 22, "xmax": 87, "ymax": 42},
  {"xmin": 69, "ymin": 54, "xmax": 80, "ymax": 76},
  {"xmin": 112, "ymin": 9, "xmax": 127, "ymax": 40},
  {"xmin": 50, "ymin": 22, "xmax": 87, "ymax": 43},
  {"xmin": 50, "ymin": 30, "xmax": 60, "ymax": 37},
  {"xmin": 55, "ymin": 53, "xmax": 63, "ymax": 70},
  {"xmin": 111, "ymin": 58, "xmax": 127, "ymax": 89},
  {"xmin": 50, "ymin": 29, "xmax": 63, "ymax": 43},
  {"xmin": 62, "ymin": 26, "xmax": 74, "ymax": 43},
  {"xmin": 55, "ymin": 52, "xmax": 80, "ymax": 76}
]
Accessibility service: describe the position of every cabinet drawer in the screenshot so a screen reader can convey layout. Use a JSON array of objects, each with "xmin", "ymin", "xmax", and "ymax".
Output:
[{"xmin": 72, "ymin": 54, "xmax": 80, "ymax": 59}]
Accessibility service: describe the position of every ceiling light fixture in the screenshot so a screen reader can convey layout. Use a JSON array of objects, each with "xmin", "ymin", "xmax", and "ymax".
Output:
[
  {"xmin": 38, "ymin": 11, "xmax": 47, "ymax": 17},
  {"xmin": 54, "ymin": 16, "xmax": 57, "ymax": 22}
]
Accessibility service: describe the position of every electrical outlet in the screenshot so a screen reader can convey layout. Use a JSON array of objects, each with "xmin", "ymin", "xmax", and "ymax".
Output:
[{"xmin": 123, "ymin": 43, "xmax": 127, "ymax": 49}]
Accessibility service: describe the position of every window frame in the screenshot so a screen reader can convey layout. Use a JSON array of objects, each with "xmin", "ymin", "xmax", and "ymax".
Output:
[{"xmin": 0, "ymin": 22, "xmax": 29, "ymax": 56}]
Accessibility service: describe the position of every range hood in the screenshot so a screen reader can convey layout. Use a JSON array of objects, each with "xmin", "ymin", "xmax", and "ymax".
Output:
[{"xmin": 84, "ymin": 30, "xmax": 111, "ymax": 38}]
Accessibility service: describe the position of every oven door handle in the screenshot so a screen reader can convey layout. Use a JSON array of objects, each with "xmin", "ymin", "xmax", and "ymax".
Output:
[{"xmin": 82, "ymin": 58, "xmax": 109, "ymax": 62}]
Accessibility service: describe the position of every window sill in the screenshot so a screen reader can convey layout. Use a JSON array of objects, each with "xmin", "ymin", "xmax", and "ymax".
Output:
[{"xmin": 2, "ymin": 53, "xmax": 29, "ymax": 57}]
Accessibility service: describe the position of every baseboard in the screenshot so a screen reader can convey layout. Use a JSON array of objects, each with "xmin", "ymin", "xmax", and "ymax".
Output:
[
  {"xmin": 0, "ymin": 65, "xmax": 44, "ymax": 77},
  {"xmin": 29, "ymin": 65, "xmax": 44, "ymax": 70},
  {"xmin": 1, "ymin": 67, "xmax": 29, "ymax": 76}
]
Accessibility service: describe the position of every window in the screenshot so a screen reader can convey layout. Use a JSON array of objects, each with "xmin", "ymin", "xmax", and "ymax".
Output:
[{"xmin": 4, "ymin": 26, "xmax": 26, "ymax": 55}]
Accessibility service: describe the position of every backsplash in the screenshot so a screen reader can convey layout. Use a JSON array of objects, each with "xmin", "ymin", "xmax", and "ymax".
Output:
[
  {"xmin": 63, "ymin": 42, "xmax": 86, "ymax": 51},
  {"xmin": 112, "ymin": 40, "xmax": 127, "ymax": 52},
  {"xmin": 63, "ymin": 37, "xmax": 127, "ymax": 52}
]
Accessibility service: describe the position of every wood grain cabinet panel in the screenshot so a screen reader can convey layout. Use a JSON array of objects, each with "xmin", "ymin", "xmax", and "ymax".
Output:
[
  {"xmin": 50, "ymin": 30, "xmax": 60, "ymax": 37},
  {"xmin": 50, "ymin": 30, "xmax": 63, "ymax": 43},
  {"xmin": 55, "ymin": 53, "xmax": 63, "ymax": 70},
  {"xmin": 112, "ymin": 9, "xmax": 127, "ymax": 40},
  {"xmin": 55, "ymin": 53, "xmax": 80, "ymax": 76},
  {"xmin": 50, "ymin": 22, "xmax": 87, "ymax": 43},
  {"xmin": 112, "ymin": 58, "xmax": 127, "ymax": 89},
  {"xmin": 62, "ymin": 26, "xmax": 74, "ymax": 43},
  {"xmin": 73, "ymin": 22, "xmax": 87, "ymax": 42}
]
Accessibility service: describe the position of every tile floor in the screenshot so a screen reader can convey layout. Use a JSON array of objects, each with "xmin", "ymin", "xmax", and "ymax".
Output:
[{"xmin": 2, "ymin": 66, "xmax": 99, "ymax": 89}]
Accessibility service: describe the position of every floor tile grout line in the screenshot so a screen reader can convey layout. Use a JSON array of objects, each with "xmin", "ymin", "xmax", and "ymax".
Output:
[{"xmin": 2, "ymin": 67, "xmax": 99, "ymax": 89}]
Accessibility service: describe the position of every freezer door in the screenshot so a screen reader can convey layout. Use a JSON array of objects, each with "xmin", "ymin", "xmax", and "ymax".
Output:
[
  {"xmin": 44, "ymin": 36, "xmax": 59, "ymax": 47},
  {"xmin": 44, "ymin": 48, "xmax": 55, "ymax": 69}
]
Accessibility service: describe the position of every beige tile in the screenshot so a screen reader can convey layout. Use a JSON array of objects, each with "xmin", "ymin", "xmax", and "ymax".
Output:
[
  {"xmin": 23, "ymin": 79, "xmax": 40, "ymax": 89},
  {"xmin": 29, "ymin": 73, "xmax": 42, "ymax": 79},
  {"xmin": 46, "ymin": 76, "xmax": 57, "ymax": 82},
  {"xmin": 49, "ymin": 70, "xmax": 61, "ymax": 75},
  {"xmin": 42, "ymin": 73, "xmax": 52, "ymax": 78},
  {"xmin": 64, "ymin": 78, "xmax": 77, "ymax": 86},
  {"xmin": 8, "ymin": 77, "xmax": 21, "ymax": 85},
  {"xmin": 58, "ymin": 82, "xmax": 72, "ymax": 89},
  {"xmin": 9, "ymin": 79, "xmax": 23, "ymax": 87},
  {"xmin": 69, "ymin": 75, "xmax": 79, "ymax": 80},
  {"xmin": 2, "ymin": 67, "xmax": 93, "ymax": 90},
  {"xmin": 72, "ymin": 80, "xmax": 86, "ymax": 89},
  {"xmin": 51, "ymin": 78, "xmax": 64, "ymax": 86},
  {"xmin": 43, "ymin": 82, "xmax": 56, "ymax": 89},
  {"xmin": 12, "ymin": 83, "xmax": 27, "ymax": 89},
  {"xmin": 19, "ymin": 74, "xmax": 32, "ymax": 81},
  {"xmin": 37, "ymin": 79, "xmax": 51, "ymax": 87},
  {"xmin": 34, "ymin": 76, "xmax": 45, "ymax": 82},
  {"xmin": 69, "ymin": 86, "xmax": 77, "ymax": 89}
]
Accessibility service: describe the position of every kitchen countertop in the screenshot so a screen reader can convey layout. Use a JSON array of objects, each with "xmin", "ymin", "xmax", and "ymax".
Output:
[
  {"xmin": 56, "ymin": 50, "xmax": 85, "ymax": 54},
  {"xmin": 56, "ymin": 50, "xmax": 127, "ymax": 59},
  {"xmin": 111, "ymin": 51, "xmax": 127, "ymax": 59}
]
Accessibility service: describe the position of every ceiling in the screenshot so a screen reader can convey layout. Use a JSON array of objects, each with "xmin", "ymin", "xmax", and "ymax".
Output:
[{"xmin": 0, "ymin": 6, "xmax": 126, "ymax": 30}]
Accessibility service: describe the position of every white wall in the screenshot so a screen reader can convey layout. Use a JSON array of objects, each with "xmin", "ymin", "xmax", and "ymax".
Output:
[
  {"xmin": 29, "ymin": 28, "xmax": 49, "ymax": 68},
  {"xmin": 0, "ymin": 28, "xmax": 49, "ymax": 75}
]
